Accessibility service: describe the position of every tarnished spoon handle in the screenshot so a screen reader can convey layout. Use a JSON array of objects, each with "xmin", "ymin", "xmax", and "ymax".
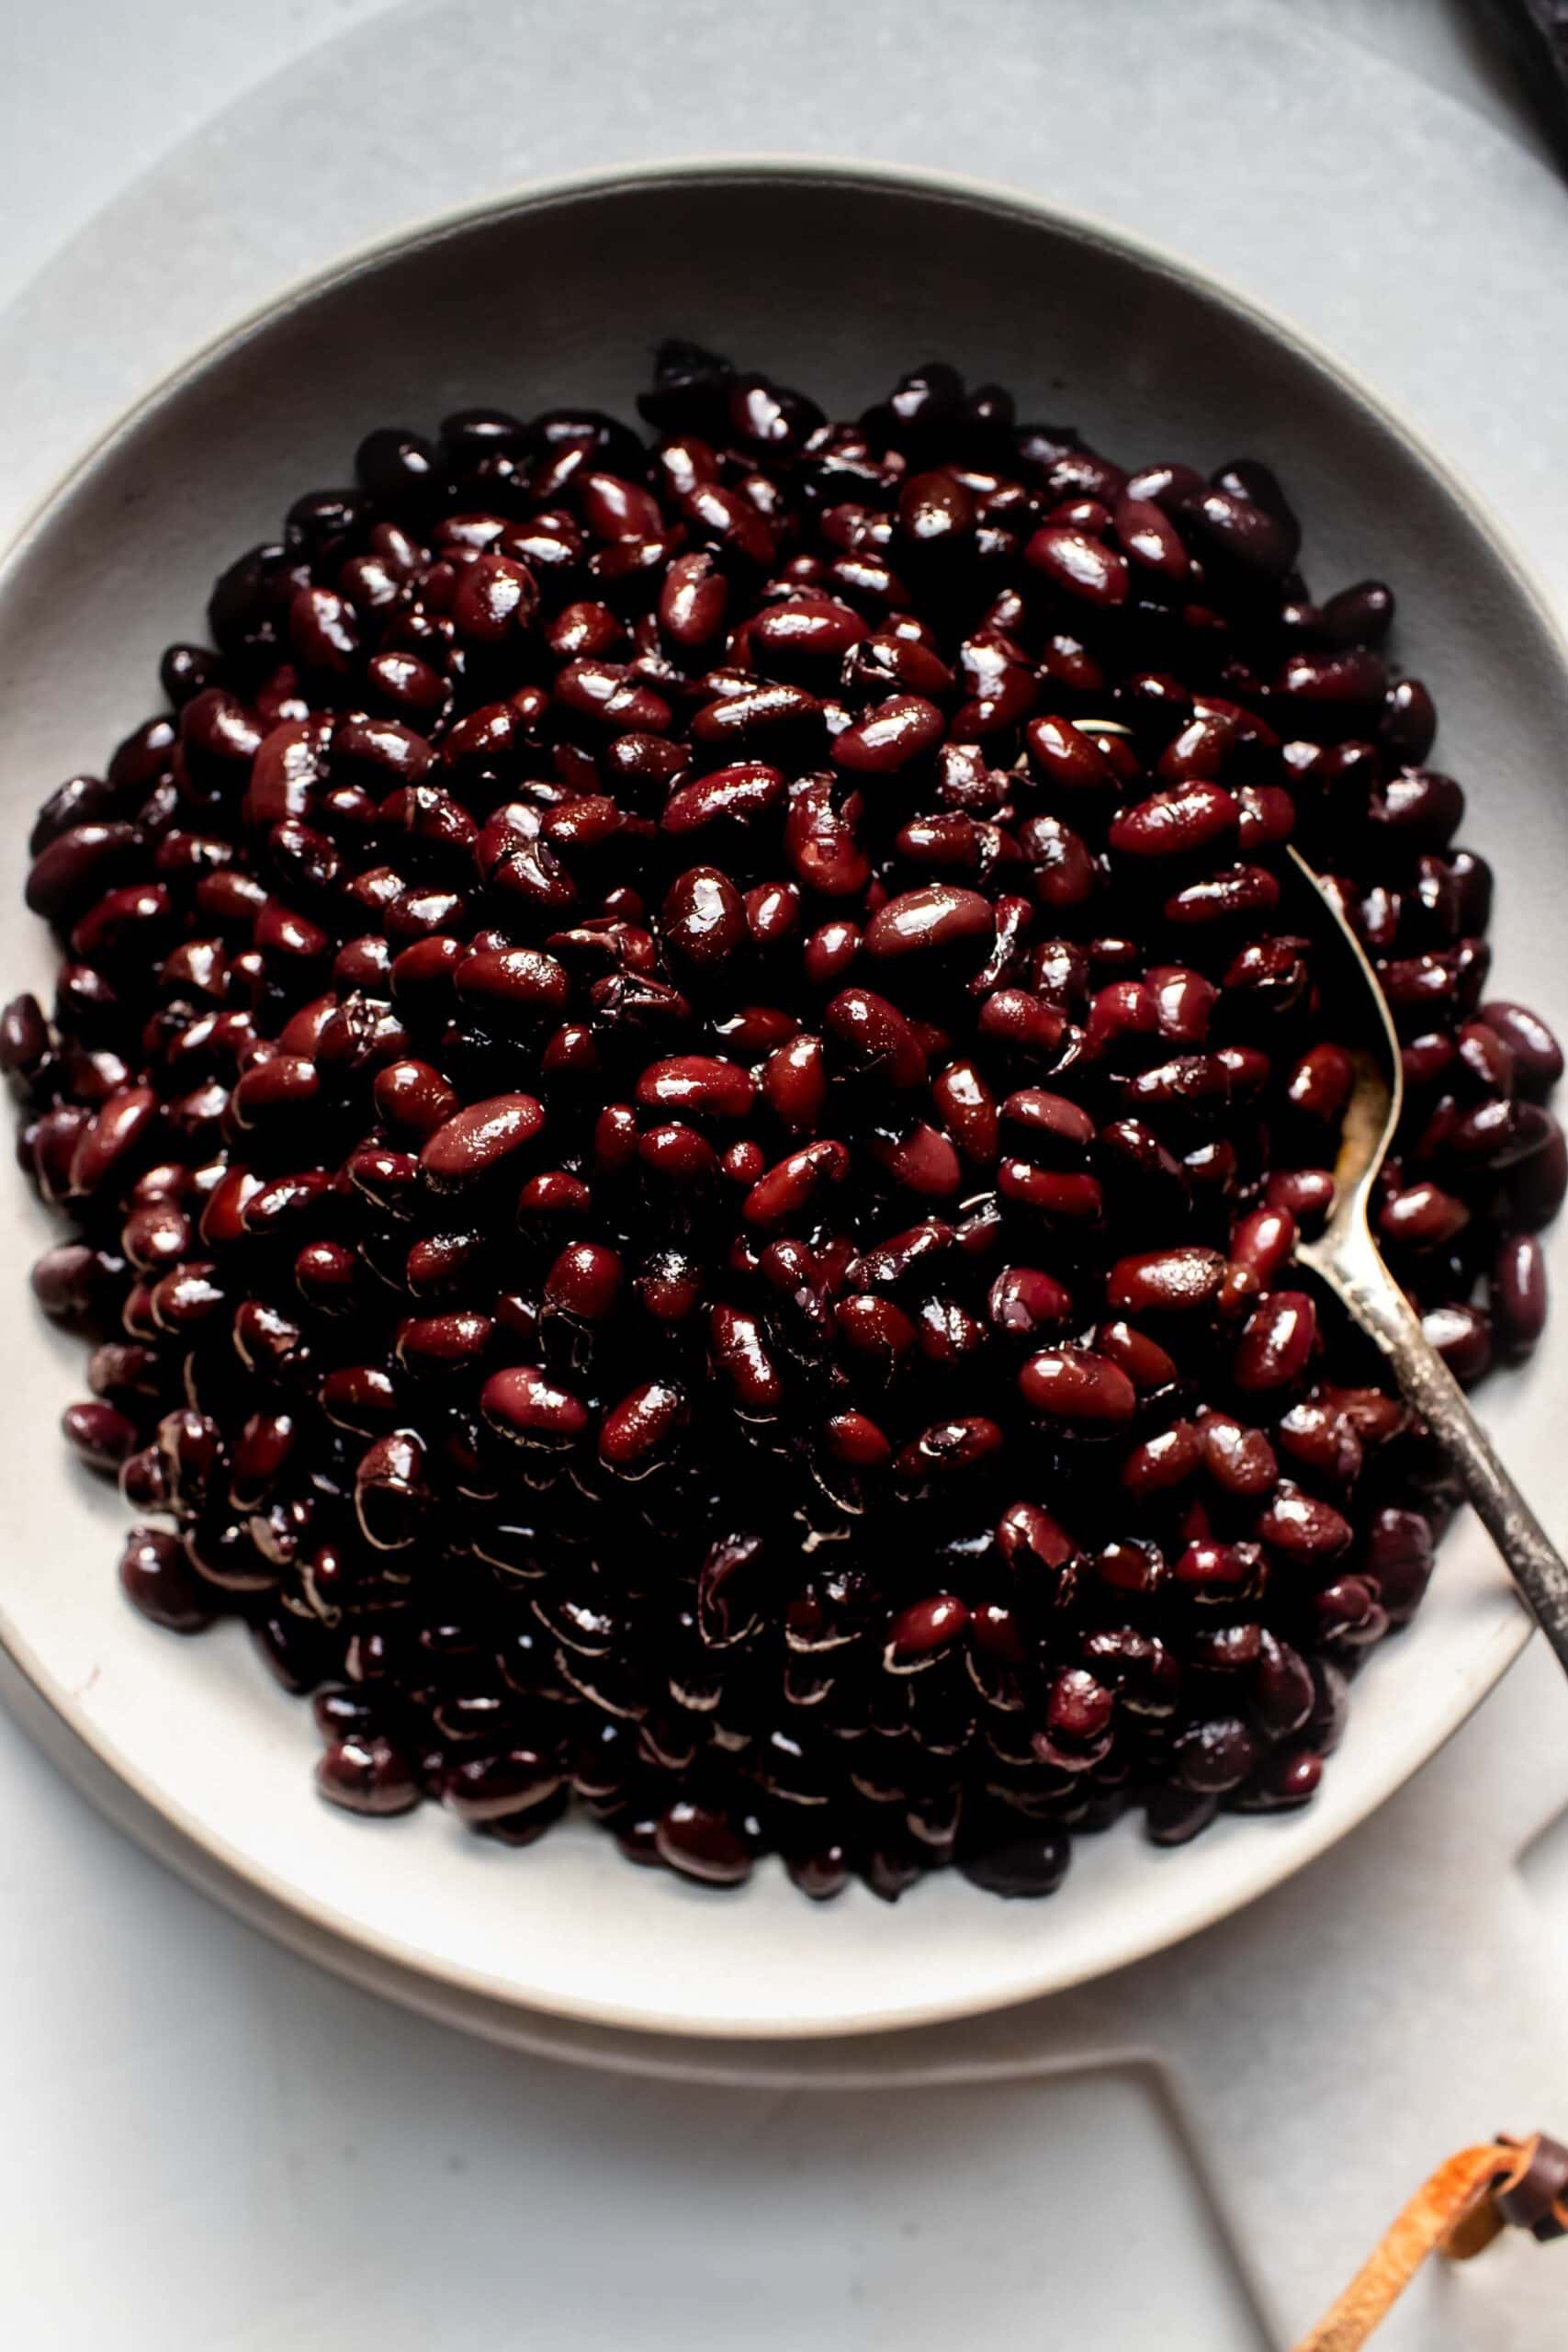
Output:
[{"xmin": 1303, "ymin": 1225, "xmax": 1568, "ymax": 1675}]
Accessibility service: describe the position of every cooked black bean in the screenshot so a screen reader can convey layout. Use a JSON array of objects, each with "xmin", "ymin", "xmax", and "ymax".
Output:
[{"xmin": 10, "ymin": 349, "xmax": 1557, "ymax": 1901}]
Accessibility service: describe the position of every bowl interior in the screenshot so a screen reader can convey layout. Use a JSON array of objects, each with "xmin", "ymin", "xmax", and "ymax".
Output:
[{"xmin": 0, "ymin": 164, "xmax": 1559, "ymax": 2038}]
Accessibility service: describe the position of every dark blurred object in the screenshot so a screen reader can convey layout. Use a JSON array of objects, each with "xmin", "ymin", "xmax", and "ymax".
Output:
[{"xmin": 1474, "ymin": 1, "xmax": 1568, "ymax": 168}]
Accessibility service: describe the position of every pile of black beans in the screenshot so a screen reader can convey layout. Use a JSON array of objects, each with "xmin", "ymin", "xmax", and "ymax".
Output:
[{"xmin": 8, "ymin": 345, "xmax": 1563, "ymax": 1900}]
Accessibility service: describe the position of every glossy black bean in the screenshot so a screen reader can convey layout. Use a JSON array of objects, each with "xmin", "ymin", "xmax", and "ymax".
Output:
[
  {"xmin": 118, "ymin": 1526, "xmax": 216, "ymax": 1633},
  {"xmin": 10, "ymin": 350, "xmax": 1557, "ymax": 1910}
]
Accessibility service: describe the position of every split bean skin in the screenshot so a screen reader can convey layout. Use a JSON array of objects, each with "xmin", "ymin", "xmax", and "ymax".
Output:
[{"xmin": 11, "ymin": 341, "xmax": 1561, "ymax": 1901}]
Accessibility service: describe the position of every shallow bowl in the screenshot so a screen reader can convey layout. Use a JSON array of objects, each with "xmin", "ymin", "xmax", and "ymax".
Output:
[{"xmin": 0, "ymin": 159, "xmax": 1561, "ymax": 2039}]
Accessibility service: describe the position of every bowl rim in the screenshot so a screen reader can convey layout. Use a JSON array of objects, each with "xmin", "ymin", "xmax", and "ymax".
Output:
[{"xmin": 0, "ymin": 151, "xmax": 1551, "ymax": 2042}]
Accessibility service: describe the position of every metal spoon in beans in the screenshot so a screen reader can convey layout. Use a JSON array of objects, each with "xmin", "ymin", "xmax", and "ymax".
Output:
[
  {"xmin": 1094, "ymin": 719, "xmax": 1568, "ymax": 1678},
  {"xmin": 11, "ymin": 345, "xmax": 1568, "ymax": 1902}
]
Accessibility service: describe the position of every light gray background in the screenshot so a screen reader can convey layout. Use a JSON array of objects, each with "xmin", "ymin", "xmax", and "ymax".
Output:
[{"xmin": 2, "ymin": 4, "xmax": 1566, "ymax": 2347}]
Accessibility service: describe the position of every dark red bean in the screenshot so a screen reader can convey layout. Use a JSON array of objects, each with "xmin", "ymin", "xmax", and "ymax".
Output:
[
  {"xmin": 450, "ymin": 553, "xmax": 539, "ymax": 645},
  {"xmin": 1379, "ymin": 677, "xmax": 1437, "ymax": 764},
  {"xmin": 710, "ymin": 1305, "xmax": 784, "ymax": 1415},
  {"xmin": 884, "ymin": 1595, "xmax": 968, "ymax": 1669},
  {"xmin": 752, "ymin": 596, "xmax": 867, "ymax": 675},
  {"xmin": 823, "ymin": 986, "xmax": 926, "ymax": 1087},
  {"xmin": 638, "ymin": 1123, "xmax": 718, "ymax": 1187},
  {"xmin": 655, "ymin": 867, "xmax": 741, "ymax": 973},
  {"xmin": 655, "ymin": 1801, "xmax": 753, "ymax": 1885},
  {"xmin": 663, "ymin": 762, "xmax": 785, "ymax": 834},
  {"xmin": 1379, "ymin": 1181, "xmax": 1470, "ymax": 1250},
  {"xmin": 959, "ymin": 1826, "xmax": 1070, "ymax": 1898},
  {"xmin": 1370, "ymin": 767, "xmax": 1463, "ymax": 850},
  {"xmin": 1145, "ymin": 1786, "xmax": 1219, "ymax": 1846},
  {"xmin": 1108, "ymin": 782, "xmax": 1237, "ymax": 861},
  {"xmin": 0, "ymin": 992, "xmax": 50, "ymax": 1077},
  {"xmin": 1165, "ymin": 865, "xmax": 1280, "ymax": 928},
  {"xmin": 1422, "ymin": 1302, "xmax": 1494, "ymax": 1385},
  {"xmin": 746, "ymin": 879, "xmax": 799, "ymax": 948},
  {"xmin": 864, "ymin": 886, "xmax": 993, "ymax": 959},
  {"xmin": 32, "ymin": 775, "xmax": 123, "ymax": 853},
  {"xmin": 1024, "ymin": 526, "xmax": 1130, "ymax": 606},
  {"xmin": 395, "ymin": 1310, "xmax": 494, "ymax": 1370},
  {"xmin": 847, "ymin": 629, "xmax": 953, "ymax": 697},
  {"xmin": 229, "ymin": 1055, "xmax": 320, "ymax": 1134},
  {"xmin": 761, "ymin": 1034, "xmax": 827, "ymax": 1131},
  {"xmin": 481, "ymin": 1365, "xmax": 588, "ymax": 1446},
  {"xmin": 690, "ymin": 684, "xmax": 822, "ymax": 752},
  {"xmin": 374, "ymin": 1058, "xmax": 459, "ymax": 1140},
  {"xmin": 317, "ymin": 1735, "xmax": 422, "ymax": 1817},
  {"xmin": 998, "ymin": 1162, "xmax": 1102, "ymax": 1218},
  {"xmin": 1229, "ymin": 1206, "xmax": 1296, "ymax": 1290},
  {"xmin": 118, "ymin": 1528, "xmax": 215, "ymax": 1633},
  {"xmin": 344, "ymin": 1146, "xmax": 419, "ymax": 1220},
  {"xmin": 441, "ymin": 1748, "xmax": 563, "ymax": 1825},
  {"xmin": 555, "ymin": 658, "xmax": 671, "ymax": 735},
  {"xmin": 1185, "ymin": 482, "xmax": 1296, "ymax": 575},
  {"xmin": 823, "ymin": 1409, "xmax": 891, "ymax": 1468},
  {"xmin": 1364, "ymin": 1508, "xmax": 1434, "ymax": 1622},
  {"xmin": 600, "ymin": 1379, "xmax": 688, "ymax": 1469},
  {"xmin": 867, "ymin": 1122, "xmax": 960, "ymax": 1200},
  {"xmin": 1285, "ymin": 1044, "xmax": 1354, "ymax": 1125},
  {"xmin": 421, "ymin": 1094, "xmax": 545, "ymax": 1189},
  {"xmin": 352, "ymin": 1431, "xmax": 427, "ymax": 1551},
  {"xmin": 1022, "ymin": 715, "xmax": 1122, "ymax": 798},
  {"xmin": 580, "ymin": 471, "xmax": 662, "ymax": 541},
  {"xmin": 1481, "ymin": 1001, "xmax": 1562, "ymax": 1097},
  {"xmin": 1000, "ymin": 1088, "xmax": 1094, "ymax": 1159},
  {"xmin": 1492, "ymin": 1231, "xmax": 1547, "ymax": 1360},
  {"xmin": 845, "ymin": 1218, "xmax": 953, "ymax": 1291},
  {"xmin": 636, "ymin": 1055, "xmax": 754, "ymax": 1121},
  {"xmin": 27, "ymin": 822, "xmax": 141, "ymax": 922},
  {"xmin": 149, "ymin": 1263, "xmax": 226, "ymax": 1331},
  {"xmin": 897, "ymin": 468, "xmax": 976, "ymax": 543},
  {"xmin": 932, "ymin": 1059, "xmax": 998, "ymax": 1161},
  {"xmin": 833, "ymin": 694, "xmax": 945, "ymax": 775},
  {"xmin": 1019, "ymin": 1346, "xmax": 1136, "ymax": 1426},
  {"xmin": 742, "ymin": 1139, "xmax": 849, "ymax": 1226},
  {"xmin": 1198, "ymin": 1409, "xmax": 1279, "ymax": 1498},
  {"xmin": 295, "ymin": 1239, "xmax": 357, "ymax": 1308},
  {"xmin": 1175, "ymin": 1717, "xmax": 1259, "ymax": 1794},
  {"xmin": 1264, "ymin": 1168, "xmax": 1337, "ymax": 1224},
  {"xmin": 63, "ymin": 1084, "xmax": 157, "ymax": 1198},
  {"xmin": 835, "ymin": 1292, "xmax": 918, "ymax": 1374},
  {"xmin": 1121, "ymin": 1419, "xmax": 1201, "ymax": 1498},
  {"xmin": 1277, "ymin": 648, "xmax": 1387, "ymax": 712},
  {"xmin": 62, "ymin": 1397, "xmax": 139, "ymax": 1470},
  {"xmin": 1256, "ymin": 1485, "xmax": 1353, "ymax": 1561},
  {"xmin": 1314, "ymin": 579, "xmax": 1393, "ymax": 645},
  {"xmin": 1107, "ymin": 1247, "xmax": 1227, "ymax": 1316},
  {"xmin": 89, "ymin": 1340, "xmax": 164, "ymax": 1403},
  {"xmin": 896, "ymin": 1416, "xmax": 1003, "ymax": 1481},
  {"xmin": 1233, "ymin": 1293, "xmax": 1317, "ymax": 1391},
  {"xmin": 543, "ymin": 1242, "xmax": 623, "ymax": 1325},
  {"xmin": 659, "ymin": 549, "xmax": 729, "ymax": 649},
  {"xmin": 1113, "ymin": 494, "xmax": 1189, "ymax": 581}
]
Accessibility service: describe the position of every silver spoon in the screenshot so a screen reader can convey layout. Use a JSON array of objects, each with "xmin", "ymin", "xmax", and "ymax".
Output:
[
  {"xmin": 1073, "ymin": 718, "xmax": 1568, "ymax": 1669},
  {"xmin": 1285, "ymin": 842, "xmax": 1568, "ymax": 1672}
]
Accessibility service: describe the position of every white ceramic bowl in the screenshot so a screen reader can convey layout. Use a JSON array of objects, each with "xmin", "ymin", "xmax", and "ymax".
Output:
[{"xmin": 1, "ymin": 160, "xmax": 1562, "ymax": 2041}]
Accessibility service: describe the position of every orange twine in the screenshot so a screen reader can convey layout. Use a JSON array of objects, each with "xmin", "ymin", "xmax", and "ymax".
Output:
[{"xmin": 1291, "ymin": 2131, "xmax": 1567, "ymax": 2351}]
